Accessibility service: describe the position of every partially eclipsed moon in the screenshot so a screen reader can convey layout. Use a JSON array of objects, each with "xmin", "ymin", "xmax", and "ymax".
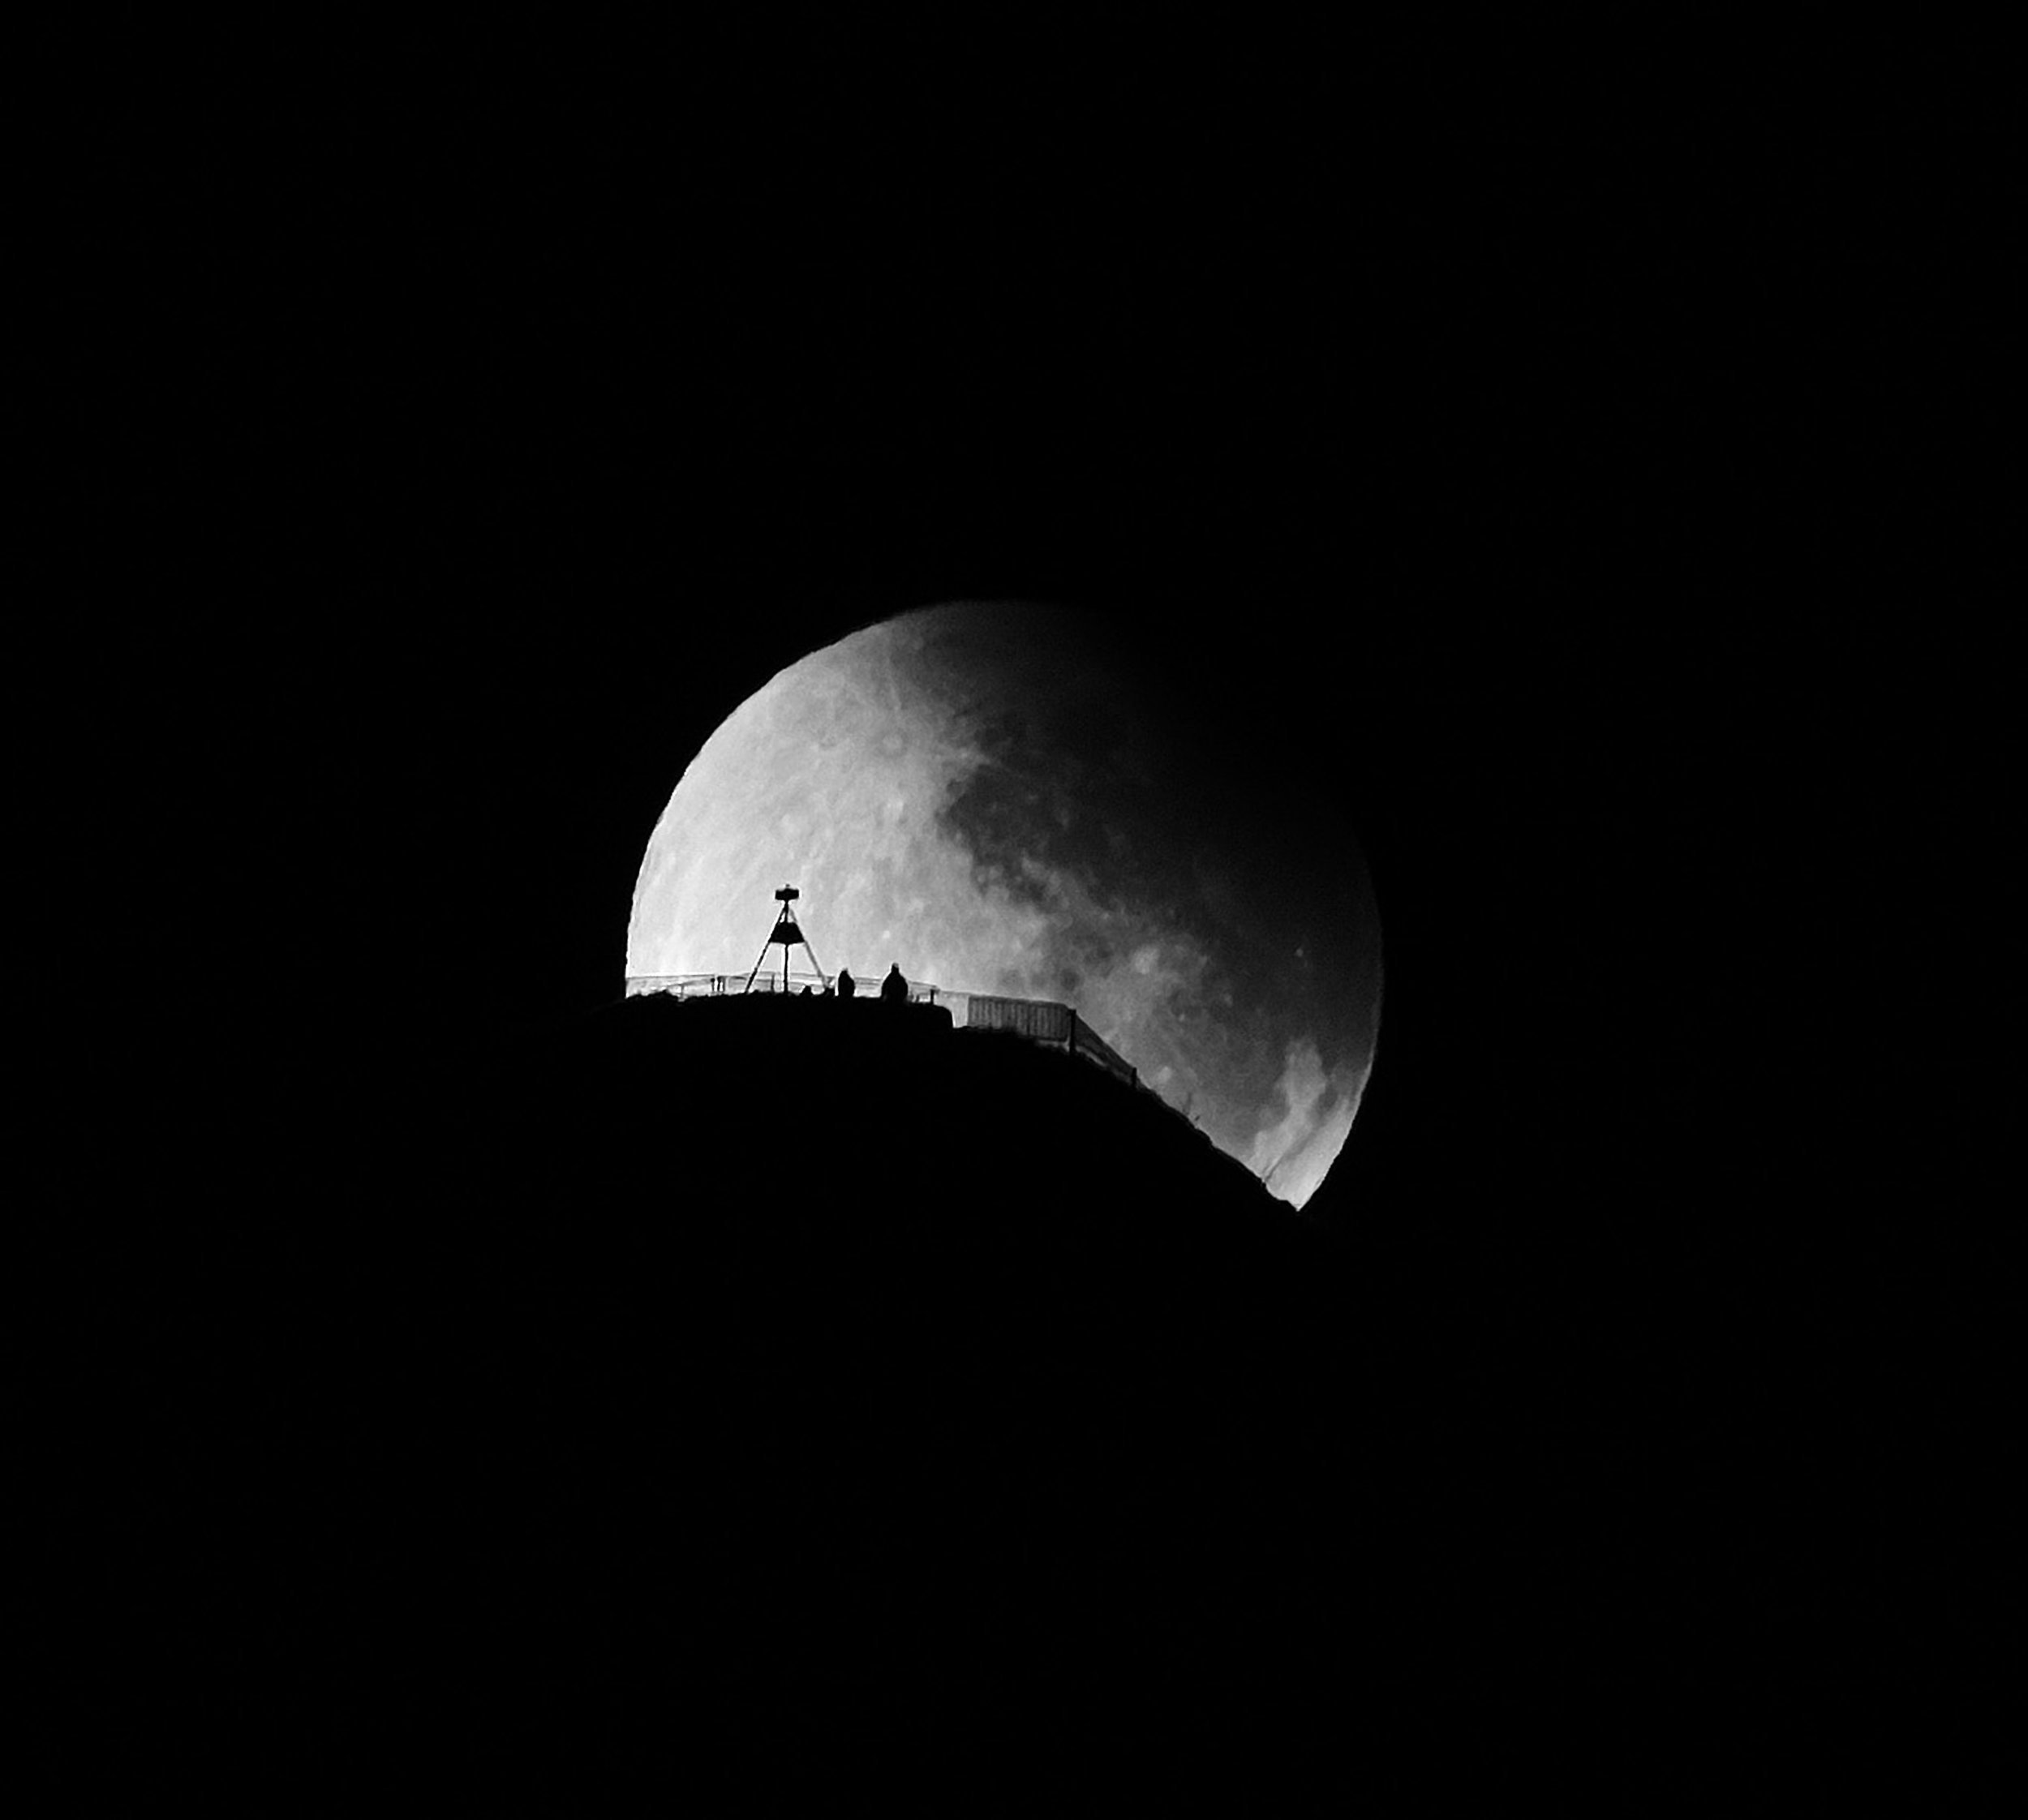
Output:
[{"xmin": 626, "ymin": 602, "xmax": 1382, "ymax": 1208}]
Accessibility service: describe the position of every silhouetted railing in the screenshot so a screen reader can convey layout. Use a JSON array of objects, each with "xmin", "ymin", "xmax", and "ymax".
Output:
[
  {"xmin": 624, "ymin": 972, "xmax": 945, "ymax": 1004},
  {"xmin": 622, "ymin": 972, "xmax": 1137, "ymax": 1088},
  {"xmin": 960, "ymin": 994, "xmax": 1136, "ymax": 1086}
]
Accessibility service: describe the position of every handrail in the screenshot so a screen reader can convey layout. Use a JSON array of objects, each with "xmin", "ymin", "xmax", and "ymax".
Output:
[
  {"xmin": 621, "ymin": 972, "xmax": 1137, "ymax": 1087},
  {"xmin": 625, "ymin": 972, "xmax": 945, "ymax": 1003}
]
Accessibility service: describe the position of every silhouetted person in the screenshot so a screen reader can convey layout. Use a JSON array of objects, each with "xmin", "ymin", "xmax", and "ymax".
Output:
[
  {"xmin": 880, "ymin": 963, "xmax": 909, "ymax": 1007},
  {"xmin": 836, "ymin": 968, "xmax": 856, "ymax": 1002}
]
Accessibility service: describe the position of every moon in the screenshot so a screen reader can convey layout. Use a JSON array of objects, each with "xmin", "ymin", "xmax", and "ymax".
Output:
[{"xmin": 626, "ymin": 602, "xmax": 1382, "ymax": 1208}]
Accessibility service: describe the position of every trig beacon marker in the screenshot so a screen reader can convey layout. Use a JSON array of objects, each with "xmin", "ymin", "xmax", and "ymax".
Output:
[{"xmin": 741, "ymin": 885, "xmax": 830, "ymax": 995}]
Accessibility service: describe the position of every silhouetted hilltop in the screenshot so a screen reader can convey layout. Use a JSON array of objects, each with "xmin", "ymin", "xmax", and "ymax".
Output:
[
  {"xmin": 467, "ymin": 989, "xmax": 1291, "ymax": 1247},
  {"xmin": 66, "ymin": 972, "xmax": 1970, "ymax": 1811},
  {"xmin": 406, "ymin": 996, "xmax": 1384, "ymax": 1792},
  {"xmin": 92, "ymin": 992, "xmax": 1533, "ymax": 1805},
  {"xmin": 76, "ymin": 992, "xmax": 1957, "ymax": 1808}
]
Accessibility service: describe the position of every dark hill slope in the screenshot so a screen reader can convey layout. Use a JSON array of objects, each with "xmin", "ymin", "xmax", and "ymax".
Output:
[
  {"xmin": 354, "ymin": 997, "xmax": 1404, "ymax": 1799},
  {"xmin": 83, "ymin": 996, "xmax": 1768, "ymax": 1806}
]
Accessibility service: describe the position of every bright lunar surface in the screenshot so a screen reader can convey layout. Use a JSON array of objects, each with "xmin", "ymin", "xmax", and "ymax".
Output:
[{"xmin": 626, "ymin": 602, "xmax": 1382, "ymax": 1208}]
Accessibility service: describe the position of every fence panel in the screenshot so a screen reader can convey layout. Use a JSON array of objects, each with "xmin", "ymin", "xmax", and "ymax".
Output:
[
  {"xmin": 962, "ymin": 995, "xmax": 1073, "ymax": 1044},
  {"xmin": 621, "ymin": 977, "xmax": 1131, "ymax": 1081}
]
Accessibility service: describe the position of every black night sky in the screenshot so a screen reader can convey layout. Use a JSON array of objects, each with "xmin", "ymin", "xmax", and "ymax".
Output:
[{"xmin": 58, "ymin": 26, "xmax": 2010, "ymax": 1807}]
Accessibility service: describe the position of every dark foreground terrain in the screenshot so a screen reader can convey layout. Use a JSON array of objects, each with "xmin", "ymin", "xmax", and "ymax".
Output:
[{"xmin": 58, "ymin": 989, "xmax": 1997, "ymax": 1810}]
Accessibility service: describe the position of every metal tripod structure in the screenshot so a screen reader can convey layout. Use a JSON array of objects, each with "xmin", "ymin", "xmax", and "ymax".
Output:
[{"xmin": 741, "ymin": 885, "xmax": 831, "ymax": 995}]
